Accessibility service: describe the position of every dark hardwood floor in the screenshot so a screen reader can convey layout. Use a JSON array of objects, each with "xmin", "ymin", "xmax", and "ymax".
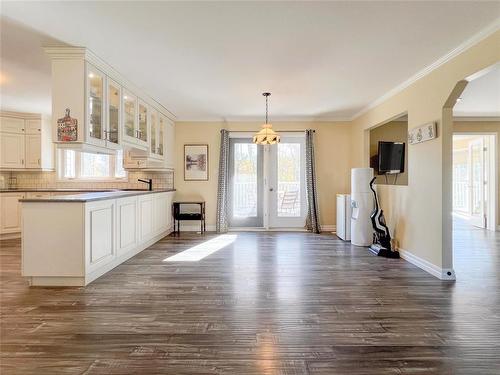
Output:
[{"xmin": 1, "ymin": 226, "xmax": 499, "ymax": 374}]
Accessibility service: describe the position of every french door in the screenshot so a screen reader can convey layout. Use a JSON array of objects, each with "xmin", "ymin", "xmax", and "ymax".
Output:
[
  {"xmin": 267, "ymin": 136, "xmax": 307, "ymax": 228},
  {"xmin": 228, "ymin": 135, "xmax": 307, "ymax": 229},
  {"xmin": 228, "ymin": 138, "xmax": 264, "ymax": 227}
]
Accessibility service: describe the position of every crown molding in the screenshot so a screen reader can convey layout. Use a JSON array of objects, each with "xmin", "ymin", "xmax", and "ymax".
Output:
[
  {"xmin": 350, "ymin": 18, "xmax": 500, "ymax": 121},
  {"xmin": 454, "ymin": 116, "xmax": 500, "ymax": 122},
  {"xmin": 175, "ymin": 115, "xmax": 353, "ymax": 123},
  {"xmin": 44, "ymin": 46, "xmax": 177, "ymax": 121}
]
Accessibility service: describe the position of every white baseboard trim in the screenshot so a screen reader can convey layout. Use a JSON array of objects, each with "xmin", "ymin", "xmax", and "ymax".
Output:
[
  {"xmin": 399, "ymin": 248, "xmax": 456, "ymax": 281},
  {"xmin": 321, "ymin": 225, "xmax": 336, "ymax": 233},
  {"xmin": 179, "ymin": 224, "xmax": 335, "ymax": 233}
]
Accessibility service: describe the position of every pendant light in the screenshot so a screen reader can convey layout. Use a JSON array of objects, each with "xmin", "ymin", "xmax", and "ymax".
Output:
[{"xmin": 253, "ymin": 92, "xmax": 280, "ymax": 145}]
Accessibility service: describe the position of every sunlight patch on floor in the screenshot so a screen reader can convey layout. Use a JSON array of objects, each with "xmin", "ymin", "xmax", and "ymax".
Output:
[{"xmin": 163, "ymin": 235, "xmax": 238, "ymax": 262}]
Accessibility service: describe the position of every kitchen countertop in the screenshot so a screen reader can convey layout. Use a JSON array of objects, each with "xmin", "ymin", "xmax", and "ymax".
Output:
[{"xmin": 20, "ymin": 189, "xmax": 176, "ymax": 203}]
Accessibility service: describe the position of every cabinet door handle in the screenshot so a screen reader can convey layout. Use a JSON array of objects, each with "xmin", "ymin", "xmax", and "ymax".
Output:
[
  {"xmin": 21, "ymin": 159, "xmax": 24, "ymax": 165},
  {"xmin": 38, "ymin": 158, "xmax": 40, "ymax": 165}
]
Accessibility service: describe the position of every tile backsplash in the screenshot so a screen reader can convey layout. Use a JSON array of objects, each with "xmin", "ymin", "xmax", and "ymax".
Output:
[{"xmin": 0, "ymin": 170, "xmax": 174, "ymax": 190}]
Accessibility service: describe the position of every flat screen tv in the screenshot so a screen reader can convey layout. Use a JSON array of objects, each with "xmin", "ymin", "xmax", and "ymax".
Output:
[{"xmin": 378, "ymin": 141, "xmax": 405, "ymax": 174}]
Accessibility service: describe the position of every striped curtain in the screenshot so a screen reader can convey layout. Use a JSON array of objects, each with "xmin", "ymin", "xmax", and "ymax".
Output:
[
  {"xmin": 305, "ymin": 129, "xmax": 321, "ymax": 233},
  {"xmin": 216, "ymin": 129, "xmax": 230, "ymax": 233}
]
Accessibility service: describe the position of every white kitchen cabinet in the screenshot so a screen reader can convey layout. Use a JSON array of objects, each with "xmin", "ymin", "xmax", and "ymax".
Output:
[
  {"xmin": 25, "ymin": 119, "xmax": 41, "ymax": 134},
  {"xmin": 85, "ymin": 200, "xmax": 115, "ymax": 274},
  {"xmin": 149, "ymin": 110, "xmax": 160, "ymax": 159},
  {"xmin": 165, "ymin": 120, "xmax": 175, "ymax": 169},
  {"xmin": 122, "ymin": 90, "xmax": 138, "ymax": 145},
  {"xmin": 0, "ymin": 133, "xmax": 25, "ymax": 169},
  {"xmin": 153, "ymin": 193, "xmax": 165, "ymax": 235},
  {"xmin": 139, "ymin": 194, "xmax": 154, "ymax": 242},
  {"xmin": 0, "ymin": 192, "xmax": 25, "ymax": 234},
  {"xmin": 25, "ymin": 135, "xmax": 41, "ymax": 168},
  {"xmin": 106, "ymin": 79, "xmax": 121, "ymax": 150},
  {"xmin": 46, "ymin": 47, "xmax": 174, "ymax": 157},
  {"xmin": 22, "ymin": 191, "xmax": 174, "ymax": 286},
  {"xmin": 148, "ymin": 109, "xmax": 165, "ymax": 161},
  {"xmin": 0, "ymin": 116, "xmax": 24, "ymax": 133},
  {"xmin": 137, "ymin": 101, "xmax": 149, "ymax": 148},
  {"xmin": 123, "ymin": 114, "xmax": 174, "ymax": 171},
  {"xmin": 86, "ymin": 64, "xmax": 107, "ymax": 148},
  {"xmin": 116, "ymin": 196, "xmax": 138, "ymax": 256},
  {"xmin": 0, "ymin": 114, "xmax": 54, "ymax": 171}
]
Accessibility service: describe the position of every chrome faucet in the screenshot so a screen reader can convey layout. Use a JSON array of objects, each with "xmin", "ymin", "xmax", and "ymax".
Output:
[{"xmin": 138, "ymin": 178, "xmax": 153, "ymax": 191}]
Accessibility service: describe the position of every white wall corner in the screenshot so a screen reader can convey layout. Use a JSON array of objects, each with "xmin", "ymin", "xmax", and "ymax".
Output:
[{"xmin": 399, "ymin": 248, "xmax": 456, "ymax": 281}]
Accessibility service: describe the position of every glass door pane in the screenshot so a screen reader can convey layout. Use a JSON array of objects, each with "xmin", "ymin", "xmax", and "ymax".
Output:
[
  {"xmin": 123, "ymin": 92, "xmax": 136, "ymax": 139},
  {"xmin": 228, "ymin": 138, "xmax": 263, "ymax": 227},
  {"xmin": 150, "ymin": 111, "xmax": 157, "ymax": 155},
  {"xmin": 107, "ymin": 81, "xmax": 120, "ymax": 145},
  {"xmin": 277, "ymin": 143, "xmax": 302, "ymax": 217},
  {"xmin": 138, "ymin": 102, "xmax": 148, "ymax": 143},
  {"xmin": 88, "ymin": 68, "xmax": 104, "ymax": 141},
  {"xmin": 268, "ymin": 136, "xmax": 307, "ymax": 228},
  {"xmin": 158, "ymin": 116, "xmax": 164, "ymax": 156},
  {"xmin": 470, "ymin": 138, "xmax": 485, "ymax": 227}
]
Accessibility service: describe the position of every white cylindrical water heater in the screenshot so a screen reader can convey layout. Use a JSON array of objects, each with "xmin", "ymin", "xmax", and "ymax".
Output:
[{"xmin": 350, "ymin": 168, "xmax": 374, "ymax": 246}]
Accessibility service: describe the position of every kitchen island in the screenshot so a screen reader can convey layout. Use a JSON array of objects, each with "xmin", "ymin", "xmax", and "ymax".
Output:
[{"xmin": 21, "ymin": 189, "xmax": 175, "ymax": 286}]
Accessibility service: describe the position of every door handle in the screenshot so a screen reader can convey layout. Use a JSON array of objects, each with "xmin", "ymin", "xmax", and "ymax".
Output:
[{"xmin": 269, "ymin": 188, "xmax": 274, "ymax": 192}]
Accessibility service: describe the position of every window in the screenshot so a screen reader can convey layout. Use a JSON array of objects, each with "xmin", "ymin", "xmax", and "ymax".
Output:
[{"xmin": 58, "ymin": 149, "xmax": 127, "ymax": 180}]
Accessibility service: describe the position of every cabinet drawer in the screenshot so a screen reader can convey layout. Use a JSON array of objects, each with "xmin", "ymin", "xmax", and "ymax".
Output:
[{"xmin": 0, "ymin": 117, "xmax": 25, "ymax": 134}]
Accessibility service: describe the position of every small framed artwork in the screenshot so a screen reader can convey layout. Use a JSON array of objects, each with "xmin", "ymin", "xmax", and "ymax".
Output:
[{"xmin": 184, "ymin": 144, "xmax": 209, "ymax": 181}]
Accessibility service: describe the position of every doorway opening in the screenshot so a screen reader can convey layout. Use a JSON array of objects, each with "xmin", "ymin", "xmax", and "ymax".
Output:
[
  {"xmin": 452, "ymin": 134, "xmax": 497, "ymax": 230},
  {"xmin": 445, "ymin": 62, "xmax": 500, "ymax": 280},
  {"xmin": 227, "ymin": 134, "xmax": 307, "ymax": 230}
]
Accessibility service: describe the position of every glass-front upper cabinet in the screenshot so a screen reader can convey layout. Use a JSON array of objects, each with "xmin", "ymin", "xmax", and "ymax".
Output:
[
  {"xmin": 158, "ymin": 115, "xmax": 165, "ymax": 157},
  {"xmin": 138, "ymin": 101, "xmax": 148, "ymax": 145},
  {"xmin": 87, "ymin": 65, "xmax": 105, "ymax": 146},
  {"xmin": 150, "ymin": 110, "xmax": 158, "ymax": 157},
  {"xmin": 122, "ymin": 90, "xmax": 137, "ymax": 144},
  {"xmin": 107, "ymin": 80, "xmax": 121, "ymax": 148}
]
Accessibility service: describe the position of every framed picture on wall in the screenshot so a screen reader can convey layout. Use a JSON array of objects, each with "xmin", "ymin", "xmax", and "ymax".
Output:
[{"xmin": 184, "ymin": 144, "xmax": 209, "ymax": 181}]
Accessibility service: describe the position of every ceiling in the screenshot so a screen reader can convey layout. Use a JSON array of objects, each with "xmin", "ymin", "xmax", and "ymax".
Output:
[
  {"xmin": 1, "ymin": 1, "xmax": 499, "ymax": 120},
  {"xmin": 454, "ymin": 65, "xmax": 500, "ymax": 117}
]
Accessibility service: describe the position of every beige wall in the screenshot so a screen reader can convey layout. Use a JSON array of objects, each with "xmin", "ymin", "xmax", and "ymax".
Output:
[
  {"xmin": 369, "ymin": 120, "xmax": 408, "ymax": 185},
  {"xmin": 174, "ymin": 121, "xmax": 351, "ymax": 228},
  {"xmin": 454, "ymin": 120, "xmax": 500, "ymax": 225},
  {"xmin": 350, "ymin": 30, "xmax": 500, "ymax": 271}
]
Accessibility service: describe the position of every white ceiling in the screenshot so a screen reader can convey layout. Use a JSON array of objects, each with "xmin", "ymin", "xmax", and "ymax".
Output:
[
  {"xmin": 1, "ymin": 1, "xmax": 500, "ymax": 120},
  {"xmin": 454, "ymin": 65, "xmax": 500, "ymax": 117}
]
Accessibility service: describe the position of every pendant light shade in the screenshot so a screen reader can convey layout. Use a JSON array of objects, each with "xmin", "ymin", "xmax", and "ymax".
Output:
[{"xmin": 253, "ymin": 92, "xmax": 280, "ymax": 145}]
